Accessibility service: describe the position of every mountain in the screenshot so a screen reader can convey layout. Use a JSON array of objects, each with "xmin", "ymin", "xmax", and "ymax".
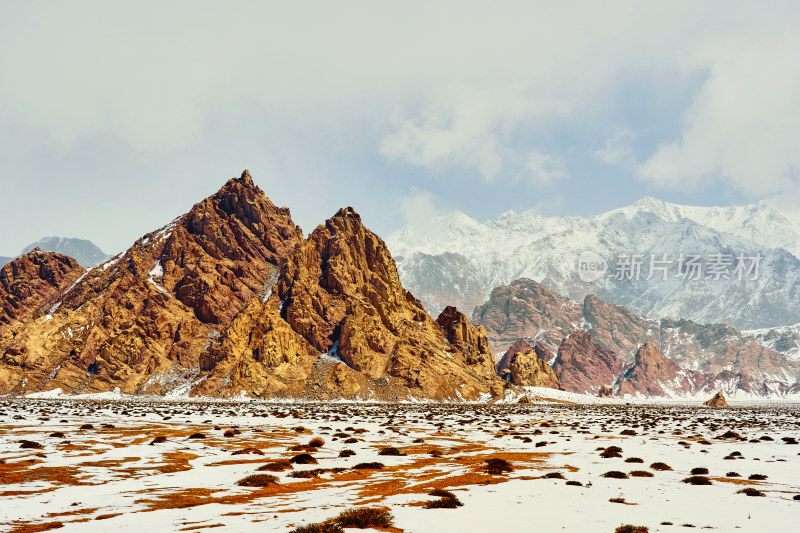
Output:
[
  {"xmin": 473, "ymin": 278, "xmax": 800, "ymax": 397},
  {"xmin": 387, "ymin": 198, "xmax": 800, "ymax": 330},
  {"xmin": 20, "ymin": 237, "xmax": 111, "ymax": 268},
  {"xmin": 0, "ymin": 171, "xmax": 502, "ymax": 400}
]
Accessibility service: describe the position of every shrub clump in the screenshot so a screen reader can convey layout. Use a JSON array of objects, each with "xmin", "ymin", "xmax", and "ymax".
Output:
[
  {"xmin": 748, "ymin": 474, "xmax": 768, "ymax": 480},
  {"xmin": 377, "ymin": 447, "xmax": 404, "ymax": 456},
  {"xmin": 629, "ymin": 470, "xmax": 654, "ymax": 478},
  {"xmin": 737, "ymin": 487, "xmax": 765, "ymax": 497},
  {"xmin": 336, "ymin": 508, "xmax": 394, "ymax": 528},
  {"xmin": 485, "ymin": 458, "xmax": 513, "ymax": 475},
  {"xmin": 542, "ymin": 472, "xmax": 565, "ymax": 479},
  {"xmin": 650, "ymin": 462, "xmax": 672, "ymax": 471},
  {"xmin": 308, "ymin": 438, "xmax": 325, "ymax": 448},
  {"xmin": 602, "ymin": 471, "xmax": 629, "ymax": 479},
  {"xmin": 690, "ymin": 467, "xmax": 709, "ymax": 475},
  {"xmin": 681, "ymin": 476, "xmax": 713, "ymax": 485},
  {"xmin": 237, "ymin": 474, "xmax": 279, "ymax": 487},
  {"xmin": 424, "ymin": 488, "xmax": 463, "ymax": 509},
  {"xmin": 352, "ymin": 462, "xmax": 384, "ymax": 470},
  {"xmin": 290, "ymin": 522, "xmax": 343, "ymax": 533},
  {"xmin": 290, "ymin": 453, "xmax": 317, "ymax": 465},
  {"xmin": 257, "ymin": 460, "xmax": 292, "ymax": 472},
  {"xmin": 615, "ymin": 526, "xmax": 648, "ymax": 533}
]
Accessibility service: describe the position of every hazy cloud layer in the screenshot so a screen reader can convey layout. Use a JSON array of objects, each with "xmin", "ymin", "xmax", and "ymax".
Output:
[{"xmin": 1, "ymin": 1, "xmax": 799, "ymax": 254}]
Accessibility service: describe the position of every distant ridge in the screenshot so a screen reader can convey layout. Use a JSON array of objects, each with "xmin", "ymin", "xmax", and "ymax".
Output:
[
  {"xmin": 20, "ymin": 237, "xmax": 111, "ymax": 268},
  {"xmin": 387, "ymin": 198, "xmax": 800, "ymax": 330}
]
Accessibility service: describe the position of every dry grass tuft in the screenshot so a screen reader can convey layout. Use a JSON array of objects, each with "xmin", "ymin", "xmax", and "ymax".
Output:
[
  {"xmin": 485, "ymin": 458, "xmax": 513, "ymax": 475},
  {"xmin": 257, "ymin": 460, "xmax": 292, "ymax": 472},
  {"xmin": 352, "ymin": 462, "xmax": 383, "ymax": 470},
  {"xmin": 737, "ymin": 487, "xmax": 765, "ymax": 497},
  {"xmin": 290, "ymin": 453, "xmax": 317, "ymax": 465},
  {"xmin": 236, "ymin": 474, "xmax": 279, "ymax": 487},
  {"xmin": 681, "ymin": 476, "xmax": 713, "ymax": 485}
]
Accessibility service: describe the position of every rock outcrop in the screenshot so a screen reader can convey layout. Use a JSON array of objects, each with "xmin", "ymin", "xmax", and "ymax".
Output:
[
  {"xmin": 0, "ymin": 171, "xmax": 503, "ymax": 400},
  {"xmin": 507, "ymin": 349, "xmax": 562, "ymax": 389},
  {"xmin": 703, "ymin": 391, "xmax": 729, "ymax": 407},
  {"xmin": 617, "ymin": 342, "xmax": 702, "ymax": 397},
  {"xmin": 0, "ymin": 250, "xmax": 85, "ymax": 337},
  {"xmin": 597, "ymin": 385, "xmax": 613, "ymax": 398},
  {"xmin": 472, "ymin": 279, "xmax": 583, "ymax": 353},
  {"xmin": 552, "ymin": 330, "xmax": 622, "ymax": 394}
]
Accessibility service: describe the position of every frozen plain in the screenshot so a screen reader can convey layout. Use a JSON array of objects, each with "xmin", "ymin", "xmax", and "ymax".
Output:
[{"xmin": 0, "ymin": 393, "xmax": 798, "ymax": 533}]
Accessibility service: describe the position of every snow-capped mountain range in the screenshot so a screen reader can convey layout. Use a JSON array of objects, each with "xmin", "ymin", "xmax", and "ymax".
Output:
[{"xmin": 386, "ymin": 197, "xmax": 800, "ymax": 330}]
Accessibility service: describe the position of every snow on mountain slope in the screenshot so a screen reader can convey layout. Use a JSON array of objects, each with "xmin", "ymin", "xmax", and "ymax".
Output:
[
  {"xmin": 743, "ymin": 322, "xmax": 800, "ymax": 362},
  {"xmin": 387, "ymin": 198, "xmax": 800, "ymax": 330}
]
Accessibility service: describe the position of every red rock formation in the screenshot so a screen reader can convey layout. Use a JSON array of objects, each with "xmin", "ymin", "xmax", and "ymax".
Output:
[
  {"xmin": 618, "ymin": 342, "xmax": 684, "ymax": 397},
  {"xmin": 0, "ymin": 250, "xmax": 85, "ymax": 337},
  {"xmin": 473, "ymin": 278, "xmax": 800, "ymax": 397},
  {"xmin": 471, "ymin": 279, "xmax": 583, "ymax": 353},
  {"xmin": 552, "ymin": 330, "xmax": 622, "ymax": 394}
]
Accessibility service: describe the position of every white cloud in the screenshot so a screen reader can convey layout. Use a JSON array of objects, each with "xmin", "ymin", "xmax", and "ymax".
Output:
[
  {"xmin": 637, "ymin": 37, "xmax": 800, "ymax": 196},
  {"xmin": 2, "ymin": 0, "xmax": 800, "ymax": 199},
  {"xmin": 592, "ymin": 127, "xmax": 638, "ymax": 168},
  {"xmin": 524, "ymin": 149, "xmax": 567, "ymax": 184},
  {"xmin": 396, "ymin": 187, "xmax": 447, "ymax": 229}
]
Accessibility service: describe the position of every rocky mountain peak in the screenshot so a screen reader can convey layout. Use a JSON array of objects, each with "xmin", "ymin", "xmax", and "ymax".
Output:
[
  {"xmin": 552, "ymin": 330, "xmax": 623, "ymax": 394},
  {"xmin": 0, "ymin": 171, "xmax": 506, "ymax": 400},
  {"xmin": 617, "ymin": 342, "xmax": 685, "ymax": 397}
]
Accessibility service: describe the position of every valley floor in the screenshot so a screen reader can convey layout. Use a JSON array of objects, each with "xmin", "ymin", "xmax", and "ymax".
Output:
[{"xmin": 0, "ymin": 398, "xmax": 798, "ymax": 532}]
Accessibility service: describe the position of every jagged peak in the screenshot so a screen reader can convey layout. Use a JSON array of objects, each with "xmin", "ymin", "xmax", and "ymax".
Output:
[
  {"xmin": 240, "ymin": 169, "xmax": 253, "ymax": 185},
  {"xmin": 333, "ymin": 206, "xmax": 361, "ymax": 220}
]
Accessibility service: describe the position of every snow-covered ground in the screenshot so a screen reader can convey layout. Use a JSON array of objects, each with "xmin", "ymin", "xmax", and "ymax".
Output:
[{"xmin": 0, "ymin": 398, "xmax": 798, "ymax": 532}]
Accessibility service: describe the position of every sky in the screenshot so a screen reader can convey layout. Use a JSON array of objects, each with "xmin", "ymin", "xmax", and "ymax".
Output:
[{"xmin": 2, "ymin": 1, "xmax": 800, "ymax": 257}]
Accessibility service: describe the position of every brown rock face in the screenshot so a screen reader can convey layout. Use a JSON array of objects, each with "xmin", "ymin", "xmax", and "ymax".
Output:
[
  {"xmin": 198, "ymin": 206, "xmax": 502, "ymax": 399},
  {"xmin": 507, "ymin": 350, "xmax": 562, "ymax": 389},
  {"xmin": 267, "ymin": 208, "xmax": 499, "ymax": 399},
  {"xmin": 0, "ymin": 250, "xmax": 85, "ymax": 337},
  {"xmin": 704, "ymin": 391, "xmax": 729, "ymax": 407},
  {"xmin": 552, "ymin": 330, "xmax": 622, "ymax": 394},
  {"xmin": 497, "ymin": 339, "xmax": 554, "ymax": 376},
  {"xmin": 0, "ymin": 171, "xmax": 505, "ymax": 400},
  {"xmin": 0, "ymin": 170, "xmax": 305, "ymax": 396}
]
